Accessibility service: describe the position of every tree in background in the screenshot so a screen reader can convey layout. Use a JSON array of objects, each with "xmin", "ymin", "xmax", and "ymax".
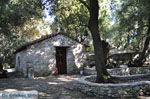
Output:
[
  {"xmin": 0, "ymin": 0, "xmax": 44, "ymax": 70},
  {"xmin": 50, "ymin": 0, "xmax": 89, "ymax": 41},
  {"xmin": 112, "ymin": 0, "xmax": 150, "ymax": 66}
]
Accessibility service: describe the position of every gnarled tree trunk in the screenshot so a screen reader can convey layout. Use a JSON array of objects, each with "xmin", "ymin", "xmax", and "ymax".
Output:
[
  {"xmin": 132, "ymin": 18, "xmax": 150, "ymax": 66},
  {"xmin": 88, "ymin": 0, "xmax": 110, "ymax": 83},
  {"xmin": 78, "ymin": 0, "xmax": 110, "ymax": 83}
]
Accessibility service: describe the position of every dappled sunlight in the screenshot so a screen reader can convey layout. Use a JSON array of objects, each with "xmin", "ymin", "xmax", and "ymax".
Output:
[
  {"xmin": 48, "ymin": 82, "xmax": 64, "ymax": 85},
  {"xmin": 35, "ymin": 50, "xmax": 45, "ymax": 55},
  {"xmin": 72, "ymin": 44, "xmax": 86, "ymax": 69},
  {"xmin": 15, "ymin": 33, "xmax": 87, "ymax": 77},
  {"xmin": 57, "ymin": 75, "xmax": 80, "ymax": 82},
  {"xmin": 53, "ymin": 41, "xmax": 62, "ymax": 46},
  {"xmin": 0, "ymin": 75, "xmax": 87, "ymax": 98},
  {"xmin": 57, "ymin": 77, "xmax": 73, "ymax": 82},
  {"xmin": 23, "ymin": 87, "xmax": 35, "ymax": 90},
  {"xmin": 0, "ymin": 0, "xmax": 149, "ymax": 98},
  {"xmin": 72, "ymin": 44, "xmax": 82, "ymax": 55},
  {"xmin": 34, "ymin": 77, "xmax": 47, "ymax": 79},
  {"xmin": 4, "ymin": 89, "xmax": 18, "ymax": 91},
  {"xmin": 5, "ymin": 68, "xmax": 16, "ymax": 73}
]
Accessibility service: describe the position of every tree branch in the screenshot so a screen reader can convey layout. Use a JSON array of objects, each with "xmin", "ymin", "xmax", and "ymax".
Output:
[{"xmin": 78, "ymin": 0, "xmax": 90, "ymax": 11}]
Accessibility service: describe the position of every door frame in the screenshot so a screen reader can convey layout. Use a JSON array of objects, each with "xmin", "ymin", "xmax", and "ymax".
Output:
[{"xmin": 55, "ymin": 46, "xmax": 69, "ymax": 74}]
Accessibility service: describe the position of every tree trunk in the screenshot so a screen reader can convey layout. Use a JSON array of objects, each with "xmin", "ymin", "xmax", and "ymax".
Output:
[
  {"xmin": 0, "ymin": 58, "xmax": 3, "ymax": 71},
  {"xmin": 88, "ymin": 0, "xmax": 109, "ymax": 83},
  {"xmin": 133, "ymin": 18, "xmax": 150, "ymax": 66},
  {"xmin": 138, "ymin": 36, "xmax": 150, "ymax": 65},
  {"xmin": 78, "ymin": 0, "xmax": 111, "ymax": 82},
  {"xmin": 102, "ymin": 40, "xmax": 111, "ymax": 76}
]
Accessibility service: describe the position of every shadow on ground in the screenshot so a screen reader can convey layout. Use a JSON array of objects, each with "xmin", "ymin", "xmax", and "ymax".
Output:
[{"xmin": 0, "ymin": 74, "xmax": 98, "ymax": 99}]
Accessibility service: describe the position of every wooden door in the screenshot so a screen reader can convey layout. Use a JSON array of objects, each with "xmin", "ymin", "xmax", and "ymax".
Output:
[{"xmin": 56, "ymin": 47, "xmax": 67, "ymax": 74}]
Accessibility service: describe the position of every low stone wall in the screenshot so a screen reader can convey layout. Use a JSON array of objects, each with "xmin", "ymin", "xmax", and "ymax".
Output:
[
  {"xmin": 77, "ymin": 75, "xmax": 150, "ymax": 98},
  {"xmin": 84, "ymin": 66, "xmax": 150, "ymax": 75}
]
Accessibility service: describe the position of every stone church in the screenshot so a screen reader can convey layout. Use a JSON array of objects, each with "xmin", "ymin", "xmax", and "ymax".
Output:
[{"xmin": 14, "ymin": 33, "xmax": 87, "ymax": 77}]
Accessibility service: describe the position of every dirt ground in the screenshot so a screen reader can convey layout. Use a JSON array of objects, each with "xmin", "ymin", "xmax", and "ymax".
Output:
[
  {"xmin": 0, "ymin": 74, "xmax": 150, "ymax": 99},
  {"xmin": 0, "ymin": 75, "xmax": 99, "ymax": 99}
]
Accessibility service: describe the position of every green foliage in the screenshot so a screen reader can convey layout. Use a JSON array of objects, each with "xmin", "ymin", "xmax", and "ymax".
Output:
[
  {"xmin": 51, "ymin": 0, "xmax": 89, "ymax": 40},
  {"xmin": 0, "ymin": 0, "xmax": 43, "ymax": 68},
  {"xmin": 50, "ymin": 0, "xmax": 114, "ymax": 52},
  {"xmin": 0, "ymin": 0, "xmax": 43, "ymax": 35},
  {"xmin": 98, "ymin": 0, "xmax": 114, "ymax": 39},
  {"xmin": 110, "ymin": 0, "xmax": 150, "ymax": 50}
]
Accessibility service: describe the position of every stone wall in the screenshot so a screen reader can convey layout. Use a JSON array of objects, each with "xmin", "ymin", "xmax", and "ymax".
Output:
[
  {"xmin": 77, "ymin": 75, "xmax": 150, "ymax": 98},
  {"xmin": 84, "ymin": 66, "xmax": 150, "ymax": 75},
  {"xmin": 15, "ymin": 34, "xmax": 86, "ymax": 77},
  {"xmin": 86, "ymin": 50, "xmax": 150, "ymax": 67}
]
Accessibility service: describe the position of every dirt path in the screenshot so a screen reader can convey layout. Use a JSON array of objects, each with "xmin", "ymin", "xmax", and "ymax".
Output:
[
  {"xmin": 0, "ymin": 75, "xmax": 150, "ymax": 99},
  {"xmin": 0, "ymin": 75, "xmax": 98, "ymax": 99}
]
